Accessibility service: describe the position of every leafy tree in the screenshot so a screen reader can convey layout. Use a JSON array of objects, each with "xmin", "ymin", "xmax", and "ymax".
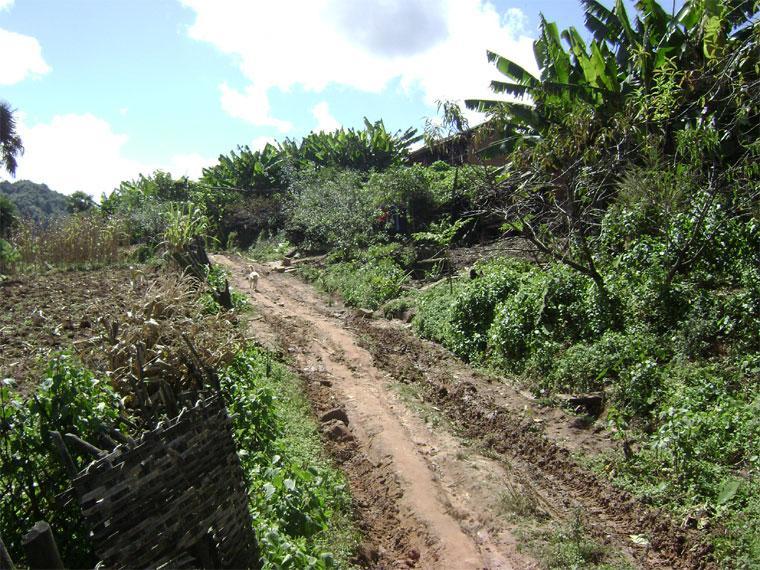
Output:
[
  {"xmin": 0, "ymin": 180, "xmax": 68, "ymax": 223},
  {"xmin": 201, "ymin": 143, "xmax": 283, "ymax": 194},
  {"xmin": 0, "ymin": 101, "xmax": 23, "ymax": 176},
  {"xmin": 65, "ymin": 191, "xmax": 96, "ymax": 213},
  {"xmin": 279, "ymin": 118, "xmax": 420, "ymax": 171},
  {"xmin": 465, "ymin": 0, "xmax": 759, "ymax": 151},
  {"xmin": 0, "ymin": 194, "xmax": 17, "ymax": 238},
  {"xmin": 463, "ymin": 0, "xmax": 758, "ymax": 302}
]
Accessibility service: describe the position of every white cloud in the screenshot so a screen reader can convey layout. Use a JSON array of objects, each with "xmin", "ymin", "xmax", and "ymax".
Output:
[
  {"xmin": 329, "ymin": 0, "xmax": 448, "ymax": 57},
  {"xmin": 250, "ymin": 136, "xmax": 276, "ymax": 152},
  {"xmin": 0, "ymin": 1, "xmax": 14, "ymax": 11},
  {"xmin": 0, "ymin": 28, "xmax": 51, "ymax": 85},
  {"xmin": 167, "ymin": 153, "xmax": 214, "ymax": 180},
  {"xmin": 503, "ymin": 7, "xmax": 528, "ymax": 35},
  {"xmin": 312, "ymin": 101, "xmax": 340, "ymax": 133},
  {"xmin": 181, "ymin": 0, "xmax": 537, "ymax": 127},
  {"xmin": 219, "ymin": 83, "xmax": 293, "ymax": 132},
  {"xmin": 14, "ymin": 113, "xmax": 213, "ymax": 196}
]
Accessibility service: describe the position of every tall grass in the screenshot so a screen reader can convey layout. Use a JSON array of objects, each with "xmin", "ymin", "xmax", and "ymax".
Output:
[{"xmin": 12, "ymin": 214, "xmax": 128, "ymax": 270}]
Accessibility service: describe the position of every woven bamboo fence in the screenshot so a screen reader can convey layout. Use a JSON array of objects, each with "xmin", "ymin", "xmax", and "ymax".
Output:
[{"xmin": 69, "ymin": 396, "xmax": 258, "ymax": 569}]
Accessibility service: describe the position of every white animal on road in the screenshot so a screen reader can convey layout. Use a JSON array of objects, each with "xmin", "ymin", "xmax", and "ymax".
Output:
[{"xmin": 245, "ymin": 265, "xmax": 260, "ymax": 291}]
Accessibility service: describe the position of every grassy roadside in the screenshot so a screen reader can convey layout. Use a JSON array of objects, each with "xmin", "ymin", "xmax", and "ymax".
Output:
[
  {"xmin": 221, "ymin": 346, "xmax": 360, "ymax": 569},
  {"xmin": 296, "ymin": 252, "xmax": 759, "ymax": 567}
]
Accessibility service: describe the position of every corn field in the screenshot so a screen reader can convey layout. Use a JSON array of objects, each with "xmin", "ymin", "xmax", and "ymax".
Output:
[{"xmin": 11, "ymin": 215, "xmax": 128, "ymax": 270}]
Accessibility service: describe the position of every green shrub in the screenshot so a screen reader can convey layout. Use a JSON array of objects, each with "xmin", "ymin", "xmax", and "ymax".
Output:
[
  {"xmin": 201, "ymin": 264, "xmax": 249, "ymax": 313},
  {"xmin": 317, "ymin": 257, "xmax": 408, "ymax": 310},
  {"xmin": 412, "ymin": 278, "xmax": 467, "ymax": 346},
  {"xmin": 447, "ymin": 258, "xmax": 529, "ymax": 361},
  {"xmin": 0, "ymin": 237, "xmax": 19, "ymax": 275},
  {"xmin": 546, "ymin": 331, "xmax": 665, "ymax": 397},
  {"xmin": 674, "ymin": 282, "xmax": 760, "ymax": 359},
  {"xmin": 285, "ymin": 167, "xmax": 376, "ymax": 253},
  {"xmin": 221, "ymin": 348, "xmax": 355, "ymax": 569},
  {"xmin": 488, "ymin": 265, "xmax": 597, "ymax": 369},
  {"xmin": 364, "ymin": 242, "xmax": 416, "ymax": 268},
  {"xmin": 424, "ymin": 162, "xmax": 495, "ymax": 215},
  {"xmin": 365, "ymin": 166, "xmax": 436, "ymax": 231},
  {"xmin": 247, "ymin": 232, "xmax": 292, "ymax": 262},
  {"xmin": 379, "ymin": 295, "xmax": 417, "ymax": 319},
  {"xmin": 0, "ymin": 355, "xmax": 131, "ymax": 568},
  {"xmin": 653, "ymin": 364, "xmax": 758, "ymax": 492}
]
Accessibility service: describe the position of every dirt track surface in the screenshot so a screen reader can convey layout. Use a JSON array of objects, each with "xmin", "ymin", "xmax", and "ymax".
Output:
[{"xmin": 215, "ymin": 254, "xmax": 711, "ymax": 569}]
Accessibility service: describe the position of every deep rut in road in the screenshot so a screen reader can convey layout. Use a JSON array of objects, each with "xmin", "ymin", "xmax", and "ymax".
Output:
[{"xmin": 214, "ymin": 254, "xmax": 710, "ymax": 569}]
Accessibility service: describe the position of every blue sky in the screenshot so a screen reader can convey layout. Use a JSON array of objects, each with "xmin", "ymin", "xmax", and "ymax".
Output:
[{"xmin": 1, "ymin": 0, "xmax": 626, "ymax": 195}]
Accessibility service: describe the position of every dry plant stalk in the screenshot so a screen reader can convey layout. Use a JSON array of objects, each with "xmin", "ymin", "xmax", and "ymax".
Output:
[
  {"xmin": 12, "ymin": 214, "xmax": 128, "ymax": 269},
  {"xmin": 78, "ymin": 270, "xmax": 243, "ymax": 418}
]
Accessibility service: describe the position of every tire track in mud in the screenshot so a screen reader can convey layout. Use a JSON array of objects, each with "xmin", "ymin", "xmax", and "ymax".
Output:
[
  {"xmin": 215, "ymin": 254, "xmax": 711, "ymax": 569},
  {"xmin": 350, "ymin": 317, "xmax": 715, "ymax": 570},
  {"xmin": 215, "ymin": 254, "xmax": 534, "ymax": 569}
]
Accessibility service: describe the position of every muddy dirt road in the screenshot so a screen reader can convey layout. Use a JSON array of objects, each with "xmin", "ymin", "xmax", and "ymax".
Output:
[{"xmin": 214, "ymin": 254, "xmax": 710, "ymax": 570}]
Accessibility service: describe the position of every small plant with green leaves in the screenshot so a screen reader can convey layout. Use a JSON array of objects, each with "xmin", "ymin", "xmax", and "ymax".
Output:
[
  {"xmin": 0, "ymin": 355, "xmax": 132, "ymax": 568},
  {"xmin": 201, "ymin": 264, "xmax": 249, "ymax": 313},
  {"xmin": 0, "ymin": 237, "xmax": 19, "ymax": 276},
  {"xmin": 161, "ymin": 204, "xmax": 209, "ymax": 254},
  {"xmin": 247, "ymin": 232, "xmax": 292, "ymax": 262},
  {"xmin": 220, "ymin": 348, "xmax": 358, "ymax": 568}
]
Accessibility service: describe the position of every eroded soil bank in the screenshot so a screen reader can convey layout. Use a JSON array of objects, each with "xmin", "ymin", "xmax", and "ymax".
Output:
[{"xmin": 215, "ymin": 254, "xmax": 711, "ymax": 569}]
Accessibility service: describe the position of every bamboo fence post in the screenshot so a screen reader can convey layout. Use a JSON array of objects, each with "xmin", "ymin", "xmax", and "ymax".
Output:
[
  {"xmin": 22, "ymin": 521, "xmax": 64, "ymax": 570},
  {"xmin": 0, "ymin": 535, "xmax": 15, "ymax": 570}
]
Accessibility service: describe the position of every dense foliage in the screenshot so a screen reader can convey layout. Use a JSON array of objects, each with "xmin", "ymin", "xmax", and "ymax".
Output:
[
  {"xmin": 412, "ymin": 2, "xmax": 760, "ymax": 563},
  {"xmin": 5, "ymin": 0, "xmax": 756, "ymax": 564},
  {"xmin": 0, "ymin": 101, "xmax": 23, "ymax": 176},
  {"xmin": 0, "ymin": 356, "xmax": 131, "ymax": 567},
  {"xmin": 0, "ymin": 180, "xmax": 68, "ymax": 224},
  {"xmin": 221, "ymin": 348, "xmax": 356, "ymax": 568},
  {"xmin": 284, "ymin": 1, "xmax": 759, "ymax": 564}
]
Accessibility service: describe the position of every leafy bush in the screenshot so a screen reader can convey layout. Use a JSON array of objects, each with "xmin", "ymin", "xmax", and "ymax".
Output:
[
  {"xmin": 447, "ymin": 258, "xmax": 529, "ymax": 360},
  {"xmin": 365, "ymin": 166, "xmax": 436, "ymax": 231},
  {"xmin": 412, "ymin": 278, "xmax": 468, "ymax": 346},
  {"xmin": 201, "ymin": 264, "xmax": 249, "ymax": 314},
  {"xmin": 221, "ymin": 348, "xmax": 355, "ymax": 569},
  {"xmin": 162, "ymin": 204, "xmax": 209, "ymax": 253},
  {"xmin": 424, "ymin": 161, "xmax": 495, "ymax": 216},
  {"xmin": 603, "ymin": 363, "xmax": 759, "ymax": 567},
  {"xmin": 0, "ymin": 355, "xmax": 131, "ymax": 568},
  {"xmin": 545, "ymin": 331, "xmax": 665, "ymax": 397},
  {"xmin": 247, "ymin": 232, "xmax": 292, "ymax": 262},
  {"xmin": 379, "ymin": 295, "xmax": 417, "ymax": 319},
  {"xmin": 488, "ymin": 265, "xmax": 598, "ymax": 369},
  {"xmin": 285, "ymin": 167, "xmax": 377, "ymax": 253},
  {"xmin": 0, "ymin": 237, "xmax": 19, "ymax": 275},
  {"xmin": 315, "ymin": 256, "xmax": 408, "ymax": 310}
]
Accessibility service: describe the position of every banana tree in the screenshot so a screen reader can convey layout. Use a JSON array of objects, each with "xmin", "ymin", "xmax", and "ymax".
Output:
[
  {"xmin": 466, "ymin": 12, "xmax": 625, "ymax": 150},
  {"xmin": 201, "ymin": 143, "xmax": 284, "ymax": 194},
  {"xmin": 280, "ymin": 118, "xmax": 420, "ymax": 171},
  {"xmin": 465, "ymin": 0, "xmax": 757, "ymax": 151}
]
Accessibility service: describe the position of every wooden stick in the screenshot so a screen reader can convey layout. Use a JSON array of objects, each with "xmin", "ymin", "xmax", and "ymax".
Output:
[
  {"xmin": 0, "ymin": 534, "xmax": 15, "ymax": 570},
  {"xmin": 110, "ymin": 427, "xmax": 135, "ymax": 446},
  {"xmin": 22, "ymin": 521, "xmax": 64, "ymax": 570},
  {"xmin": 64, "ymin": 433, "xmax": 105, "ymax": 458},
  {"xmin": 49, "ymin": 431, "xmax": 77, "ymax": 477}
]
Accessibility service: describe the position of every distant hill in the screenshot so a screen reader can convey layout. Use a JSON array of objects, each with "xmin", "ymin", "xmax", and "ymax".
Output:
[{"xmin": 0, "ymin": 180, "xmax": 69, "ymax": 223}]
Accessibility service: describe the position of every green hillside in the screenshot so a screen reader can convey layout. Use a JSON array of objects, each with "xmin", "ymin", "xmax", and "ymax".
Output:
[{"xmin": 0, "ymin": 180, "xmax": 68, "ymax": 223}]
